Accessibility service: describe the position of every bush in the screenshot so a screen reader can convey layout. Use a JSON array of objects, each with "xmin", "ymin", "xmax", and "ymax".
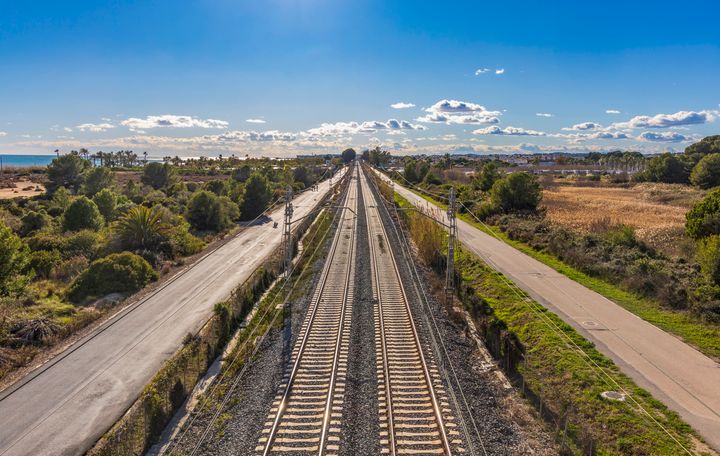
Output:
[
  {"xmin": 0, "ymin": 221, "xmax": 30, "ymax": 296},
  {"xmin": 82, "ymin": 166, "xmax": 113, "ymax": 196},
  {"xmin": 114, "ymin": 205, "xmax": 171, "ymax": 252},
  {"xmin": 62, "ymin": 230, "xmax": 103, "ymax": 259},
  {"xmin": 51, "ymin": 255, "xmax": 90, "ymax": 282},
  {"xmin": 204, "ymin": 179, "xmax": 227, "ymax": 196},
  {"xmin": 239, "ymin": 173, "xmax": 272, "ymax": 220},
  {"xmin": 93, "ymin": 188, "xmax": 119, "ymax": 221},
  {"xmin": 67, "ymin": 252, "xmax": 158, "ymax": 303},
  {"xmin": 697, "ymin": 235, "xmax": 720, "ymax": 285},
  {"xmin": 141, "ymin": 162, "xmax": 177, "ymax": 190},
  {"xmin": 187, "ymin": 191, "xmax": 239, "ymax": 231},
  {"xmin": 19, "ymin": 211, "xmax": 50, "ymax": 236},
  {"xmin": 686, "ymin": 189, "xmax": 720, "ymax": 239},
  {"xmin": 639, "ymin": 153, "xmax": 690, "ymax": 184},
  {"xmin": 690, "ymin": 153, "xmax": 720, "ymax": 189},
  {"xmin": 62, "ymin": 197, "xmax": 104, "ymax": 232},
  {"xmin": 489, "ymin": 172, "xmax": 541, "ymax": 213},
  {"xmin": 28, "ymin": 250, "xmax": 62, "ymax": 279},
  {"xmin": 170, "ymin": 222, "xmax": 205, "ymax": 256},
  {"xmin": 47, "ymin": 153, "xmax": 91, "ymax": 193}
]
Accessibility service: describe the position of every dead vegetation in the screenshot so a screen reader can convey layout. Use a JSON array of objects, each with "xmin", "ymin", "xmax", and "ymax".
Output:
[{"xmin": 542, "ymin": 182, "xmax": 704, "ymax": 256}]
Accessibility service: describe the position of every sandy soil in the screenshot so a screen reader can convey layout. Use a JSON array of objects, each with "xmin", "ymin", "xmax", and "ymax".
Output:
[{"xmin": 0, "ymin": 179, "xmax": 45, "ymax": 199}]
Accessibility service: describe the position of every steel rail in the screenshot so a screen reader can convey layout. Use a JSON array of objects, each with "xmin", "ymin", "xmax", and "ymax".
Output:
[
  {"xmin": 360, "ymin": 169, "xmax": 454, "ymax": 456},
  {"xmin": 260, "ymin": 164, "xmax": 358, "ymax": 456}
]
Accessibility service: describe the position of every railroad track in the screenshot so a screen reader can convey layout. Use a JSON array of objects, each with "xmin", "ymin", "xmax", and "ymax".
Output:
[
  {"xmin": 255, "ymin": 165, "xmax": 359, "ymax": 455},
  {"xmin": 360, "ymin": 167, "xmax": 464, "ymax": 456}
]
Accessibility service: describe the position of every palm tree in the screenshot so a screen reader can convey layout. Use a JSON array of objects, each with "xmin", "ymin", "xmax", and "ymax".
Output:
[{"xmin": 114, "ymin": 205, "xmax": 171, "ymax": 251}]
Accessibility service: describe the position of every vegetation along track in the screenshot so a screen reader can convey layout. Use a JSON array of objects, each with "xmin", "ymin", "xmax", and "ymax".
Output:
[
  {"xmin": 360, "ymin": 167, "xmax": 462, "ymax": 456},
  {"xmin": 256, "ymin": 165, "xmax": 359, "ymax": 455}
]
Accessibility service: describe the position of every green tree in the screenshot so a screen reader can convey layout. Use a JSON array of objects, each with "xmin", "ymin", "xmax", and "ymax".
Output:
[
  {"xmin": 239, "ymin": 172, "xmax": 272, "ymax": 220},
  {"xmin": 686, "ymin": 189, "xmax": 720, "ymax": 239},
  {"xmin": 82, "ymin": 166, "xmax": 113, "ymax": 196},
  {"xmin": 67, "ymin": 252, "xmax": 158, "ymax": 303},
  {"xmin": 205, "ymin": 179, "xmax": 227, "ymax": 196},
  {"xmin": 475, "ymin": 162, "xmax": 501, "ymax": 191},
  {"xmin": 62, "ymin": 197, "xmax": 104, "ymax": 232},
  {"xmin": 293, "ymin": 166, "xmax": 311, "ymax": 187},
  {"xmin": 403, "ymin": 160, "xmax": 419, "ymax": 183},
  {"xmin": 0, "ymin": 221, "xmax": 30, "ymax": 295},
  {"xmin": 341, "ymin": 148, "xmax": 356, "ymax": 163},
  {"xmin": 186, "ymin": 191, "xmax": 239, "ymax": 231},
  {"xmin": 685, "ymin": 135, "xmax": 720, "ymax": 163},
  {"xmin": 93, "ymin": 188, "xmax": 119, "ymax": 221},
  {"xmin": 114, "ymin": 205, "xmax": 171, "ymax": 251},
  {"xmin": 19, "ymin": 211, "xmax": 50, "ymax": 236},
  {"xmin": 641, "ymin": 153, "xmax": 690, "ymax": 184},
  {"xmin": 690, "ymin": 153, "xmax": 720, "ymax": 189},
  {"xmin": 141, "ymin": 162, "xmax": 177, "ymax": 190},
  {"xmin": 47, "ymin": 153, "xmax": 91, "ymax": 193},
  {"xmin": 231, "ymin": 165, "xmax": 252, "ymax": 182},
  {"xmin": 697, "ymin": 235, "xmax": 720, "ymax": 285},
  {"xmin": 490, "ymin": 172, "xmax": 542, "ymax": 213}
]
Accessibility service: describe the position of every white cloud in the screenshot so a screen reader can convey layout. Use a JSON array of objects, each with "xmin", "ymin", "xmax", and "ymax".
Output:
[
  {"xmin": 495, "ymin": 68, "xmax": 505, "ymax": 74},
  {"xmin": 536, "ymin": 113, "xmax": 553, "ymax": 117},
  {"xmin": 76, "ymin": 123, "xmax": 115, "ymax": 132},
  {"xmin": 101, "ymin": 117, "xmax": 113, "ymax": 122},
  {"xmin": 552, "ymin": 131, "xmax": 629, "ymax": 141},
  {"xmin": 391, "ymin": 102, "xmax": 416, "ymax": 109},
  {"xmin": 606, "ymin": 109, "xmax": 621, "ymax": 114},
  {"xmin": 305, "ymin": 119, "xmax": 426, "ymax": 137},
  {"xmin": 416, "ymin": 99, "xmax": 502, "ymax": 125},
  {"xmin": 637, "ymin": 131, "xmax": 688, "ymax": 142},
  {"xmin": 121, "ymin": 115, "xmax": 229, "ymax": 131},
  {"xmin": 474, "ymin": 68, "xmax": 490, "ymax": 75},
  {"xmin": 0, "ymin": 132, "xmax": 6, "ymax": 137},
  {"xmin": 562, "ymin": 121, "xmax": 602, "ymax": 131},
  {"xmin": 473, "ymin": 126, "xmax": 546, "ymax": 136},
  {"xmin": 64, "ymin": 127, "xmax": 73, "ymax": 132},
  {"xmin": 246, "ymin": 118, "xmax": 266, "ymax": 124},
  {"xmin": 612, "ymin": 110, "xmax": 716, "ymax": 129}
]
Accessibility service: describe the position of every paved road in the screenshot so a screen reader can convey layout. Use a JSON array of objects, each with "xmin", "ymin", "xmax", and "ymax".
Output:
[
  {"xmin": 375, "ymin": 170, "xmax": 720, "ymax": 451},
  {"xmin": 0, "ymin": 168, "xmax": 346, "ymax": 456}
]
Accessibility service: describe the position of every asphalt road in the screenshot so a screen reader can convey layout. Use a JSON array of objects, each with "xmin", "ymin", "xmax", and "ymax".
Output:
[
  {"xmin": 0, "ymin": 168, "xmax": 346, "ymax": 456},
  {"xmin": 376, "ymin": 170, "xmax": 720, "ymax": 451}
]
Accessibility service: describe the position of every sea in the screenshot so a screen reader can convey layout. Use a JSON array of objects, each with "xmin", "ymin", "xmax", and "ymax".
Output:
[{"xmin": 0, "ymin": 154, "xmax": 55, "ymax": 168}]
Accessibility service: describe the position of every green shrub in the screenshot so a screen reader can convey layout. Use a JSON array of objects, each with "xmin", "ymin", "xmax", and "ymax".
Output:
[
  {"xmin": 686, "ymin": 188, "xmax": 720, "ymax": 239},
  {"xmin": 690, "ymin": 153, "xmax": 720, "ymax": 189},
  {"xmin": 29, "ymin": 249, "xmax": 62, "ymax": 279},
  {"xmin": 61, "ymin": 230, "xmax": 103, "ymax": 259},
  {"xmin": 0, "ymin": 221, "xmax": 30, "ymax": 296},
  {"xmin": 239, "ymin": 173, "xmax": 271, "ymax": 221},
  {"xmin": 67, "ymin": 252, "xmax": 158, "ymax": 303},
  {"xmin": 186, "ymin": 191, "xmax": 239, "ymax": 231},
  {"xmin": 141, "ymin": 162, "xmax": 177, "ymax": 190},
  {"xmin": 82, "ymin": 166, "xmax": 113, "ymax": 196},
  {"xmin": 697, "ymin": 235, "xmax": 720, "ymax": 285},
  {"xmin": 62, "ymin": 196, "xmax": 104, "ymax": 231},
  {"xmin": 114, "ymin": 205, "xmax": 171, "ymax": 252},
  {"xmin": 170, "ymin": 222, "xmax": 205, "ymax": 256},
  {"xmin": 47, "ymin": 153, "xmax": 91, "ymax": 193},
  {"xmin": 204, "ymin": 179, "xmax": 227, "ymax": 196},
  {"xmin": 93, "ymin": 188, "xmax": 119, "ymax": 221},
  {"xmin": 489, "ymin": 172, "xmax": 541, "ymax": 213},
  {"xmin": 19, "ymin": 211, "xmax": 50, "ymax": 236}
]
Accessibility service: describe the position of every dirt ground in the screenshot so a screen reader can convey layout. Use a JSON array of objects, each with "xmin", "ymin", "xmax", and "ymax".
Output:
[
  {"xmin": 542, "ymin": 182, "xmax": 705, "ymax": 256},
  {"xmin": 0, "ymin": 178, "xmax": 45, "ymax": 199}
]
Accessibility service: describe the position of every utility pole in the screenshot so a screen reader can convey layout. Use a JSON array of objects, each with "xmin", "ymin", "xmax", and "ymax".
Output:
[
  {"xmin": 282, "ymin": 185, "xmax": 294, "ymax": 277},
  {"xmin": 445, "ymin": 187, "xmax": 457, "ymax": 305}
]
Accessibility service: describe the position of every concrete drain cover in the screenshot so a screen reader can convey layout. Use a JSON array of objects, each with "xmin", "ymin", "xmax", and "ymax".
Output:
[
  {"xmin": 583, "ymin": 321, "xmax": 598, "ymax": 326},
  {"xmin": 601, "ymin": 391, "xmax": 626, "ymax": 401}
]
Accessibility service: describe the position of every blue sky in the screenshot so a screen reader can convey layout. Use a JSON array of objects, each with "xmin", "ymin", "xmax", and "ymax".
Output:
[{"xmin": 1, "ymin": 0, "xmax": 719, "ymax": 157}]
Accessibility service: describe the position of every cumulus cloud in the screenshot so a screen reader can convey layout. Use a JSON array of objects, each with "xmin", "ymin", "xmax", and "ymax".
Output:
[
  {"xmin": 536, "ymin": 113, "xmax": 553, "ymax": 117},
  {"xmin": 637, "ymin": 131, "xmax": 688, "ymax": 142},
  {"xmin": 391, "ymin": 102, "xmax": 416, "ymax": 109},
  {"xmin": 416, "ymin": 99, "xmax": 502, "ymax": 125},
  {"xmin": 474, "ymin": 68, "xmax": 490, "ymax": 75},
  {"xmin": 212, "ymin": 130, "xmax": 297, "ymax": 142},
  {"xmin": 562, "ymin": 122, "xmax": 602, "ymax": 131},
  {"xmin": 606, "ymin": 109, "xmax": 621, "ymax": 114},
  {"xmin": 246, "ymin": 118, "xmax": 266, "ymax": 124},
  {"xmin": 612, "ymin": 110, "xmax": 716, "ymax": 129},
  {"xmin": 495, "ymin": 68, "xmax": 505, "ymax": 74},
  {"xmin": 473, "ymin": 126, "xmax": 546, "ymax": 136},
  {"xmin": 76, "ymin": 123, "xmax": 115, "ymax": 132},
  {"xmin": 305, "ymin": 119, "xmax": 426, "ymax": 137},
  {"xmin": 121, "ymin": 115, "xmax": 229, "ymax": 131},
  {"xmin": 0, "ymin": 132, "xmax": 6, "ymax": 137},
  {"xmin": 552, "ymin": 131, "xmax": 629, "ymax": 141}
]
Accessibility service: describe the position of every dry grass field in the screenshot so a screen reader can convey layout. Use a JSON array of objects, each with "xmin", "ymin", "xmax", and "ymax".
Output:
[{"xmin": 542, "ymin": 182, "xmax": 705, "ymax": 256}]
